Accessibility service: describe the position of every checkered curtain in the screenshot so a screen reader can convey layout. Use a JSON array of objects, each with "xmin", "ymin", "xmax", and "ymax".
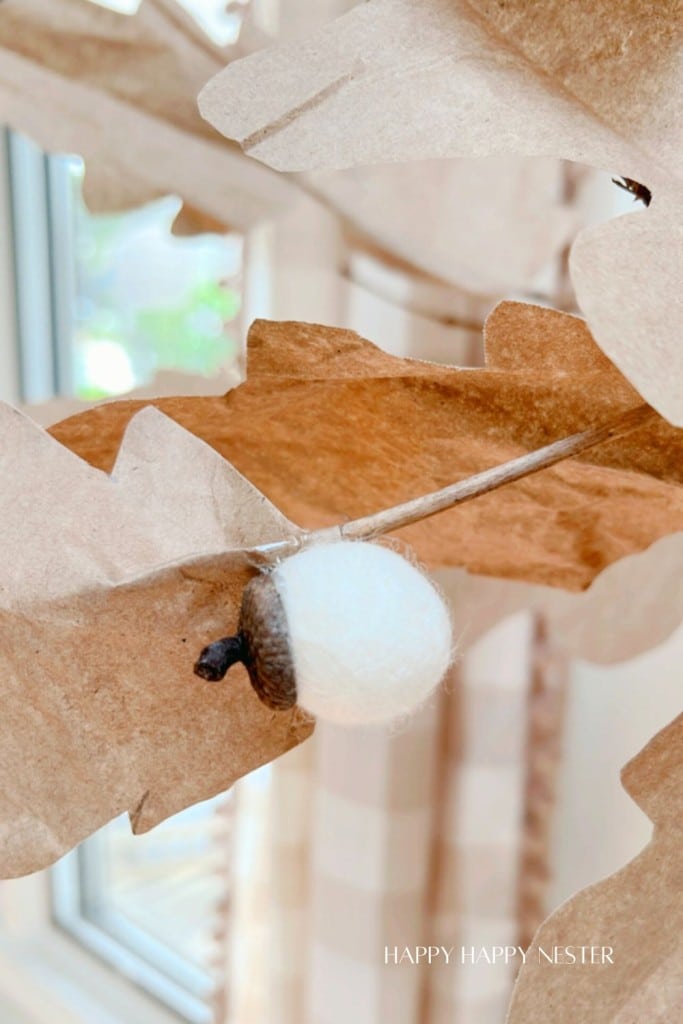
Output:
[{"xmin": 217, "ymin": 609, "xmax": 567, "ymax": 1024}]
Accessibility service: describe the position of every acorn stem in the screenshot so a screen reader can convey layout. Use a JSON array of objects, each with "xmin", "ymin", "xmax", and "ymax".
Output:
[
  {"xmin": 194, "ymin": 633, "xmax": 248, "ymax": 681},
  {"xmin": 245, "ymin": 403, "xmax": 657, "ymax": 565}
]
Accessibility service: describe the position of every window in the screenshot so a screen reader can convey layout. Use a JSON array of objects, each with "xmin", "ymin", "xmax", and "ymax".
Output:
[
  {"xmin": 7, "ymin": 132, "xmax": 243, "ymax": 403},
  {"xmin": 52, "ymin": 796, "xmax": 231, "ymax": 1024}
]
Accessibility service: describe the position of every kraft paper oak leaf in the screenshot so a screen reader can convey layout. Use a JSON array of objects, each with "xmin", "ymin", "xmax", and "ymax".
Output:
[
  {"xmin": 0, "ymin": 404, "xmax": 312, "ymax": 879},
  {"xmin": 50, "ymin": 301, "xmax": 683, "ymax": 596},
  {"xmin": 506, "ymin": 713, "xmax": 683, "ymax": 1024},
  {"xmin": 199, "ymin": 0, "xmax": 683, "ymax": 424},
  {"xmin": 0, "ymin": 0, "xmax": 295, "ymax": 233}
]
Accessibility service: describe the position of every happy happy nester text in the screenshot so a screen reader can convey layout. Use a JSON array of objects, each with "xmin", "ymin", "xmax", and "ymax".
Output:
[{"xmin": 384, "ymin": 946, "xmax": 614, "ymax": 966}]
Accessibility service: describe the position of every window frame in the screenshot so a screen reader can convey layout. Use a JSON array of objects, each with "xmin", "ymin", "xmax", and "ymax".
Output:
[
  {"xmin": 0, "ymin": 870, "xmax": 182, "ymax": 1024},
  {"xmin": 6, "ymin": 130, "xmax": 75, "ymax": 403},
  {"xmin": 51, "ymin": 839, "xmax": 215, "ymax": 1024}
]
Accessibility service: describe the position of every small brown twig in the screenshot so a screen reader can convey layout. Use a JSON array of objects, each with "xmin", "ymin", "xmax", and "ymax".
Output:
[{"xmin": 246, "ymin": 403, "xmax": 657, "ymax": 566}]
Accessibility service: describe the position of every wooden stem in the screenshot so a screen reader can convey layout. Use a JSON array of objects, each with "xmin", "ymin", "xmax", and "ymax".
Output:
[{"xmin": 246, "ymin": 403, "xmax": 656, "ymax": 565}]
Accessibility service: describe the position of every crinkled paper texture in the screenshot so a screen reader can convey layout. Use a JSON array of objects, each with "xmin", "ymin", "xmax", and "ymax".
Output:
[
  {"xmin": 199, "ymin": 0, "xmax": 683, "ymax": 423},
  {"xmin": 506, "ymin": 713, "xmax": 683, "ymax": 1024},
  {"xmin": 0, "ymin": 404, "xmax": 312, "ymax": 878},
  {"xmin": 50, "ymin": 301, "xmax": 683, "ymax": 595}
]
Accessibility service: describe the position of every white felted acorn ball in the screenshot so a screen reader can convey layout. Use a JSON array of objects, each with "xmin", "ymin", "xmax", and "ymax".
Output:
[
  {"xmin": 196, "ymin": 541, "xmax": 453, "ymax": 725},
  {"xmin": 276, "ymin": 541, "xmax": 453, "ymax": 723}
]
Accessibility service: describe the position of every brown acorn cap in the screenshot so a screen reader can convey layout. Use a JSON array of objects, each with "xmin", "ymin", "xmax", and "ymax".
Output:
[{"xmin": 238, "ymin": 573, "xmax": 298, "ymax": 711}]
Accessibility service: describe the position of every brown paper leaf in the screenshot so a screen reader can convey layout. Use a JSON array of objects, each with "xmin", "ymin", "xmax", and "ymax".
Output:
[
  {"xmin": 50, "ymin": 302, "xmax": 683, "ymax": 593},
  {"xmin": 506, "ymin": 713, "xmax": 683, "ymax": 1024},
  {"xmin": 199, "ymin": 0, "xmax": 683, "ymax": 423},
  {"xmin": 200, "ymin": 0, "xmax": 677, "ymax": 179},
  {"xmin": 0, "ymin": 404, "xmax": 312, "ymax": 878},
  {"xmin": 0, "ymin": 0, "xmax": 296, "ymax": 230}
]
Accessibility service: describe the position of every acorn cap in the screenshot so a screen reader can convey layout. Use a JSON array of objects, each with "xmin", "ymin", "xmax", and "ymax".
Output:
[
  {"xmin": 238, "ymin": 574, "xmax": 297, "ymax": 710},
  {"xmin": 193, "ymin": 572, "xmax": 297, "ymax": 711}
]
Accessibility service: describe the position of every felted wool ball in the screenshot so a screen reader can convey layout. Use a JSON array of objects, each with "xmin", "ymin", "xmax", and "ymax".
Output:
[
  {"xmin": 274, "ymin": 541, "xmax": 453, "ymax": 724},
  {"xmin": 195, "ymin": 540, "xmax": 453, "ymax": 726}
]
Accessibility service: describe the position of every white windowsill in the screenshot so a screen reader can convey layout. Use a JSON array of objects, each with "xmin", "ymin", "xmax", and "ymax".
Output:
[{"xmin": 0, "ymin": 873, "xmax": 183, "ymax": 1024}]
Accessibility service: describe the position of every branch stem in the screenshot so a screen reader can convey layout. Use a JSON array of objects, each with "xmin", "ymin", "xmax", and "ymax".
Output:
[{"xmin": 246, "ymin": 403, "xmax": 656, "ymax": 566}]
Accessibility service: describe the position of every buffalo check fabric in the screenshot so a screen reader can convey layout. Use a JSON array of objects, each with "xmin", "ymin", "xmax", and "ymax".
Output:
[
  {"xmin": 221, "ymin": 610, "xmax": 567, "ymax": 1024},
  {"xmin": 422, "ymin": 613, "xmax": 538, "ymax": 1024}
]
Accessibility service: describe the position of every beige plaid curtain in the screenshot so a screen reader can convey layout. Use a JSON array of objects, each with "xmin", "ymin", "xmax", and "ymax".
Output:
[{"xmin": 218, "ymin": 608, "xmax": 567, "ymax": 1024}]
